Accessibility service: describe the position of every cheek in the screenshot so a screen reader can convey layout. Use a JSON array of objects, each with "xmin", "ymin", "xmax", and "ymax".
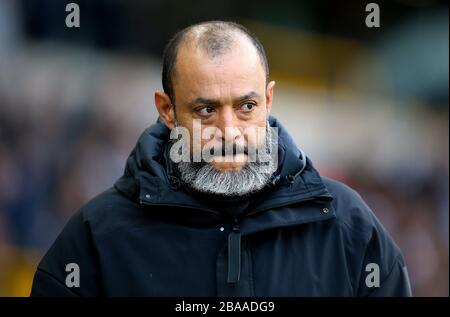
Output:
[
  {"xmin": 176, "ymin": 108, "xmax": 194, "ymax": 124},
  {"xmin": 200, "ymin": 128, "xmax": 216, "ymax": 148},
  {"xmin": 243, "ymin": 122, "xmax": 267, "ymax": 148},
  {"xmin": 246, "ymin": 103, "xmax": 268, "ymax": 125}
]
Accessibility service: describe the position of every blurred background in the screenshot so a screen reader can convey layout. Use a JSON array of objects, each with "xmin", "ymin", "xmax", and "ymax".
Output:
[{"xmin": 0, "ymin": 0, "xmax": 448, "ymax": 296}]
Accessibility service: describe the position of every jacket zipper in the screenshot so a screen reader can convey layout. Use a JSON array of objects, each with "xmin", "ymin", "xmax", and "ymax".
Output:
[
  {"xmin": 140, "ymin": 200, "xmax": 243, "ymax": 284},
  {"xmin": 225, "ymin": 194, "xmax": 332, "ymax": 284},
  {"xmin": 140, "ymin": 194, "xmax": 333, "ymax": 285},
  {"xmin": 227, "ymin": 222, "xmax": 241, "ymax": 283}
]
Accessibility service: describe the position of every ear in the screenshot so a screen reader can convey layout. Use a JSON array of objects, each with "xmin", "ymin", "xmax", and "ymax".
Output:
[
  {"xmin": 265, "ymin": 81, "xmax": 275, "ymax": 115},
  {"xmin": 154, "ymin": 90, "xmax": 175, "ymax": 129}
]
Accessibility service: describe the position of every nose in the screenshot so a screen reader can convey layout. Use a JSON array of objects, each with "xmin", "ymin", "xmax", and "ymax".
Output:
[{"xmin": 217, "ymin": 106, "xmax": 243, "ymax": 144}]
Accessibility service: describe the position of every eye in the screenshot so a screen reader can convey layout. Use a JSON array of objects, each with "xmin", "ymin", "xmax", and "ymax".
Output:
[
  {"xmin": 240, "ymin": 102, "xmax": 255, "ymax": 112},
  {"xmin": 198, "ymin": 106, "xmax": 215, "ymax": 116}
]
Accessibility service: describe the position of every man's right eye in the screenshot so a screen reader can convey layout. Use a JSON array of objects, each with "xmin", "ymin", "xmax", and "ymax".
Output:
[{"xmin": 198, "ymin": 106, "xmax": 215, "ymax": 116}]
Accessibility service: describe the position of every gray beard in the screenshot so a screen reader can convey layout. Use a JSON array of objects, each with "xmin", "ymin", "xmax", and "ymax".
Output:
[{"xmin": 174, "ymin": 122, "xmax": 278, "ymax": 197}]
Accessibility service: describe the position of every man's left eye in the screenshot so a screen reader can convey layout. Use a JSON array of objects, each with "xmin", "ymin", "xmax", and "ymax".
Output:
[{"xmin": 240, "ymin": 103, "xmax": 255, "ymax": 112}]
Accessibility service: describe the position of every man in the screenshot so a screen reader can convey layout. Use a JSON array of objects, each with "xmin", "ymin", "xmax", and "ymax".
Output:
[{"xmin": 31, "ymin": 21, "xmax": 412, "ymax": 296}]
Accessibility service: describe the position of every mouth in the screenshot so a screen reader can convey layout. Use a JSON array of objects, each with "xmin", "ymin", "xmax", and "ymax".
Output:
[
  {"xmin": 208, "ymin": 144, "xmax": 249, "ymax": 156},
  {"xmin": 209, "ymin": 144, "xmax": 249, "ymax": 162},
  {"xmin": 211, "ymin": 152, "xmax": 248, "ymax": 163}
]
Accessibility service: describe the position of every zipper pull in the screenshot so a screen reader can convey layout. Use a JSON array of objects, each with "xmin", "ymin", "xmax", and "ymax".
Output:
[{"xmin": 227, "ymin": 223, "xmax": 241, "ymax": 283}]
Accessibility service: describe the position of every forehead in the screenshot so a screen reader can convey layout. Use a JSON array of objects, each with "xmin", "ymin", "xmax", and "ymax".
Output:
[{"xmin": 173, "ymin": 37, "xmax": 266, "ymax": 100}]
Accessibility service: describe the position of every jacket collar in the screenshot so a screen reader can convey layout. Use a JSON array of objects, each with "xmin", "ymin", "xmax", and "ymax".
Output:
[{"xmin": 114, "ymin": 116, "xmax": 336, "ymax": 228}]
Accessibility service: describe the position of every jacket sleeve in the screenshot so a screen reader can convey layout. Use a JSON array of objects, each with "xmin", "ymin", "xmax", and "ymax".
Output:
[
  {"xmin": 30, "ymin": 209, "xmax": 102, "ymax": 297},
  {"xmin": 365, "ymin": 256, "xmax": 412, "ymax": 297},
  {"xmin": 356, "ymin": 210, "xmax": 413, "ymax": 297}
]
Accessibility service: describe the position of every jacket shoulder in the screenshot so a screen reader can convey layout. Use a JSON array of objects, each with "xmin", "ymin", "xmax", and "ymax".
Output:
[
  {"xmin": 77, "ymin": 186, "xmax": 142, "ymax": 237},
  {"xmin": 321, "ymin": 176, "xmax": 380, "ymax": 239},
  {"xmin": 321, "ymin": 176, "xmax": 411, "ymax": 296}
]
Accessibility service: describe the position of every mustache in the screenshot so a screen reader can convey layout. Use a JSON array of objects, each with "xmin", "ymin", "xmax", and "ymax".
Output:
[
  {"xmin": 205, "ymin": 142, "xmax": 270, "ymax": 157},
  {"xmin": 211, "ymin": 143, "xmax": 249, "ymax": 156}
]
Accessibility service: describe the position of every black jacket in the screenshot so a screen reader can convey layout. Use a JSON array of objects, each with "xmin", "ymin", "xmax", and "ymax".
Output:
[{"xmin": 31, "ymin": 117, "xmax": 412, "ymax": 296}]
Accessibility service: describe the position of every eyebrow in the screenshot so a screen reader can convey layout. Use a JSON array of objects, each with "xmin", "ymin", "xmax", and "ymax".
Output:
[{"xmin": 188, "ymin": 91, "xmax": 261, "ymax": 107}]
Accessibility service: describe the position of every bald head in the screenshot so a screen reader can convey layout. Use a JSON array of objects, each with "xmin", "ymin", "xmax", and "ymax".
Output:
[{"xmin": 162, "ymin": 21, "xmax": 269, "ymax": 103}]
